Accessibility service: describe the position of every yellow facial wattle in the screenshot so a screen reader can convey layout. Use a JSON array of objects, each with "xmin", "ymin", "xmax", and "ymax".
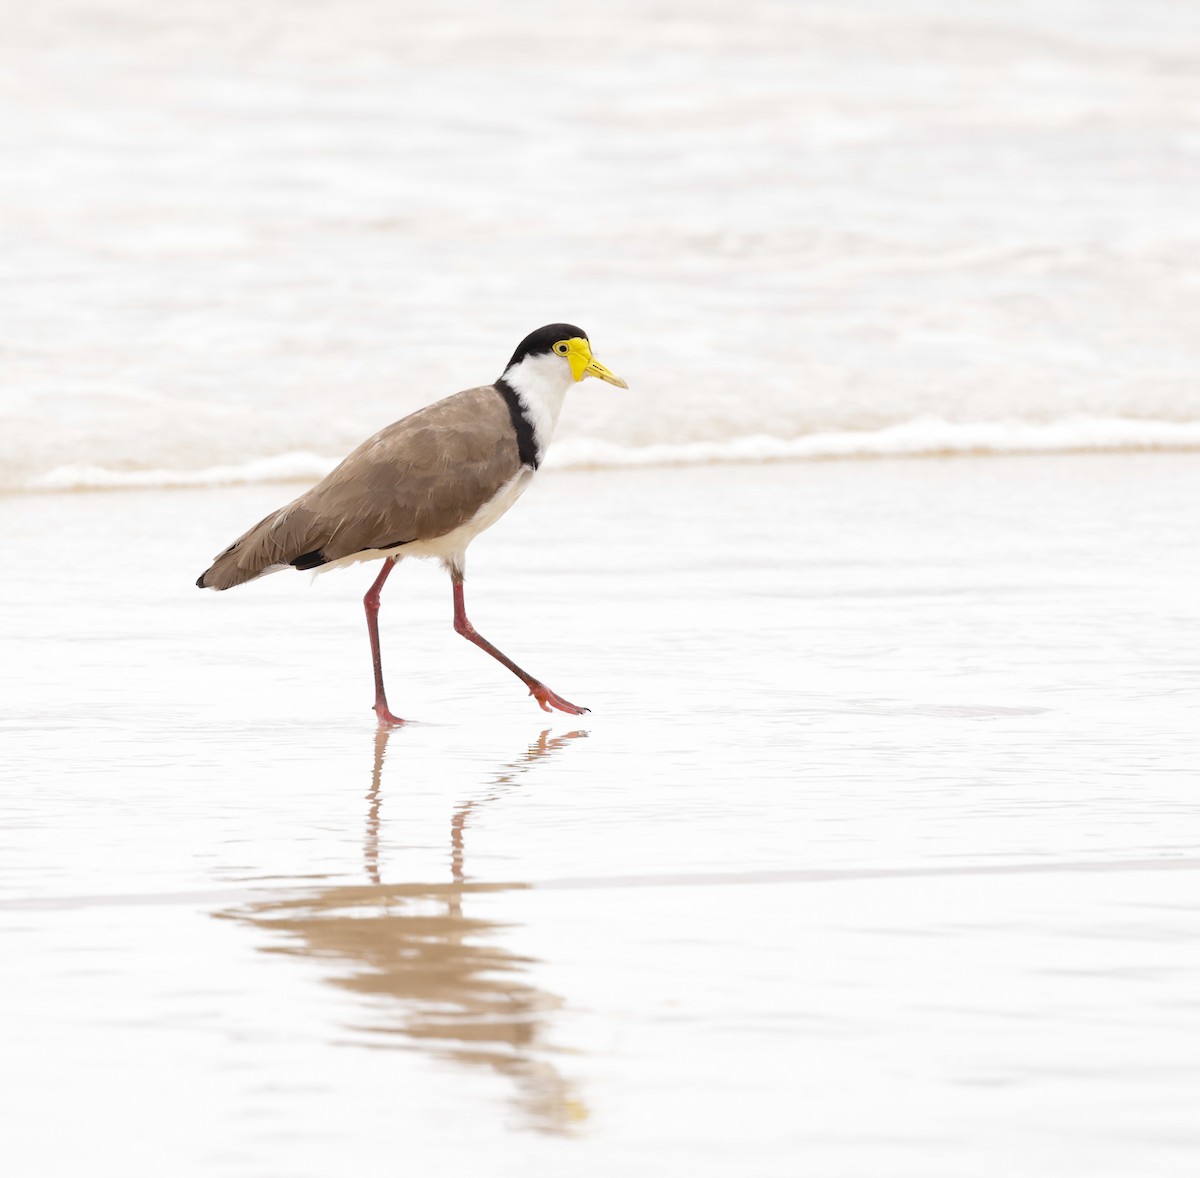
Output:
[{"xmin": 561, "ymin": 337, "xmax": 628, "ymax": 388}]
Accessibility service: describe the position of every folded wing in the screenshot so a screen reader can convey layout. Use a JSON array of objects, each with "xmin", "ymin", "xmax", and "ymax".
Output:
[{"xmin": 197, "ymin": 386, "xmax": 522, "ymax": 590}]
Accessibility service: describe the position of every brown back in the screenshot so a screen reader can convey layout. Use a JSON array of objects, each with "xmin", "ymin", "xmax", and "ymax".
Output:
[{"xmin": 198, "ymin": 385, "xmax": 522, "ymax": 589}]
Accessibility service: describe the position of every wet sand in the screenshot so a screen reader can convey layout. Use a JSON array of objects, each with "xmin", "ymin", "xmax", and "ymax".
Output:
[{"xmin": 2, "ymin": 455, "xmax": 1200, "ymax": 1176}]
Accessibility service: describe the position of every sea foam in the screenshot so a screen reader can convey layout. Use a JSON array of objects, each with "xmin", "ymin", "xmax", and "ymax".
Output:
[{"xmin": 23, "ymin": 417, "xmax": 1200, "ymax": 492}]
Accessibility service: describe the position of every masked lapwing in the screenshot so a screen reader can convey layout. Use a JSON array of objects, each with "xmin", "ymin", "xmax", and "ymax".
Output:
[{"xmin": 196, "ymin": 323, "xmax": 626, "ymax": 725}]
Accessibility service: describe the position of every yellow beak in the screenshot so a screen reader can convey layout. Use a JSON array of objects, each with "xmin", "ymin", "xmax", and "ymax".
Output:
[{"xmin": 565, "ymin": 337, "xmax": 628, "ymax": 388}]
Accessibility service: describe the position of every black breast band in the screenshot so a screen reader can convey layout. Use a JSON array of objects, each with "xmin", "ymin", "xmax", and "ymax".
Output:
[{"xmin": 494, "ymin": 378, "xmax": 540, "ymax": 469}]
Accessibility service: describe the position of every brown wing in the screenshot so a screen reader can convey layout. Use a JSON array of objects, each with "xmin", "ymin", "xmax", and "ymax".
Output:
[{"xmin": 197, "ymin": 386, "xmax": 521, "ymax": 589}]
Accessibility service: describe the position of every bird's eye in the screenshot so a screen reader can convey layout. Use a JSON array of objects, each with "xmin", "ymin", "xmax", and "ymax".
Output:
[{"xmin": 554, "ymin": 342, "xmax": 569, "ymax": 355}]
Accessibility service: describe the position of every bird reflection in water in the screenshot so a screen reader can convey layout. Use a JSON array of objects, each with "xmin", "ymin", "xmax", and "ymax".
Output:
[{"xmin": 220, "ymin": 726, "xmax": 589, "ymax": 1134}]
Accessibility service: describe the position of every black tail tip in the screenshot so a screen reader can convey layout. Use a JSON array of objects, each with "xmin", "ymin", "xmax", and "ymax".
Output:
[
  {"xmin": 196, "ymin": 572, "xmax": 209, "ymax": 589},
  {"xmin": 289, "ymin": 549, "xmax": 328, "ymax": 571}
]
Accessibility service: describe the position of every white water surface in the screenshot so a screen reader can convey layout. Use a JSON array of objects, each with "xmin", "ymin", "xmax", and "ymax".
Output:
[
  {"xmin": 3, "ymin": 2, "xmax": 1200, "ymax": 1174},
  {"xmin": 4, "ymin": 0, "xmax": 1200, "ymax": 489}
]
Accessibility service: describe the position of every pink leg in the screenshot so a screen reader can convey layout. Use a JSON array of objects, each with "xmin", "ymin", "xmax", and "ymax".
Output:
[
  {"xmin": 364, "ymin": 559, "xmax": 405, "ymax": 727},
  {"xmin": 451, "ymin": 577, "xmax": 588, "ymax": 716}
]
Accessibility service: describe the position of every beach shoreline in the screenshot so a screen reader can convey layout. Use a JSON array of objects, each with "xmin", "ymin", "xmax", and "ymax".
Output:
[{"xmin": 3, "ymin": 453, "xmax": 1199, "ymax": 1174}]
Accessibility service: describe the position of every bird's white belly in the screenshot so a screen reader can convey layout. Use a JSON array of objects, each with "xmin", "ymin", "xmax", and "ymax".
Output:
[{"xmin": 320, "ymin": 469, "xmax": 535, "ymax": 573}]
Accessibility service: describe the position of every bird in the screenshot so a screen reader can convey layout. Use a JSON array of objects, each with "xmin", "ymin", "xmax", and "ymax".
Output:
[{"xmin": 196, "ymin": 323, "xmax": 627, "ymax": 726}]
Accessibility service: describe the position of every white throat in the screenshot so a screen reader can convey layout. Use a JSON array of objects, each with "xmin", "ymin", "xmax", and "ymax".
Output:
[{"xmin": 501, "ymin": 351, "xmax": 575, "ymax": 463}]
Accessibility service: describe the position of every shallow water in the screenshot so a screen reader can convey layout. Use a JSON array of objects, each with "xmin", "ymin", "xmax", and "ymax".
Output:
[{"xmin": 2, "ymin": 455, "xmax": 1199, "ymax": 1175}]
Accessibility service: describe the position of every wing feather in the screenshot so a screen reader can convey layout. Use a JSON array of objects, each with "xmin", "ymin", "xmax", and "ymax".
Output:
[{"xmin": 197, "ymin": 386, "xmax": 522, "ymax": 589}]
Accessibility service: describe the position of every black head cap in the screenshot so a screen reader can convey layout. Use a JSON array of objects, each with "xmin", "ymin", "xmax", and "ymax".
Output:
[{"xmin": 504, "ymin": 323, "xmax": 588, "ymax": 372}]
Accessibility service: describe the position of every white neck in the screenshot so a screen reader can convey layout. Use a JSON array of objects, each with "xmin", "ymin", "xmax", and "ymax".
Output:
[{"xmin": 501, "ymin": 351, "xmax": 575, "ymax": 463}]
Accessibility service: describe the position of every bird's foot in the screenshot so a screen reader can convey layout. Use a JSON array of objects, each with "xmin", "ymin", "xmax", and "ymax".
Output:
[
  {"xmin": 374, "ymin": 703, "xmax": 407, "ymax": 728},
  {"xmin": 529, "ymin": 683, "xmax": 590, "ymax": 716}
]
